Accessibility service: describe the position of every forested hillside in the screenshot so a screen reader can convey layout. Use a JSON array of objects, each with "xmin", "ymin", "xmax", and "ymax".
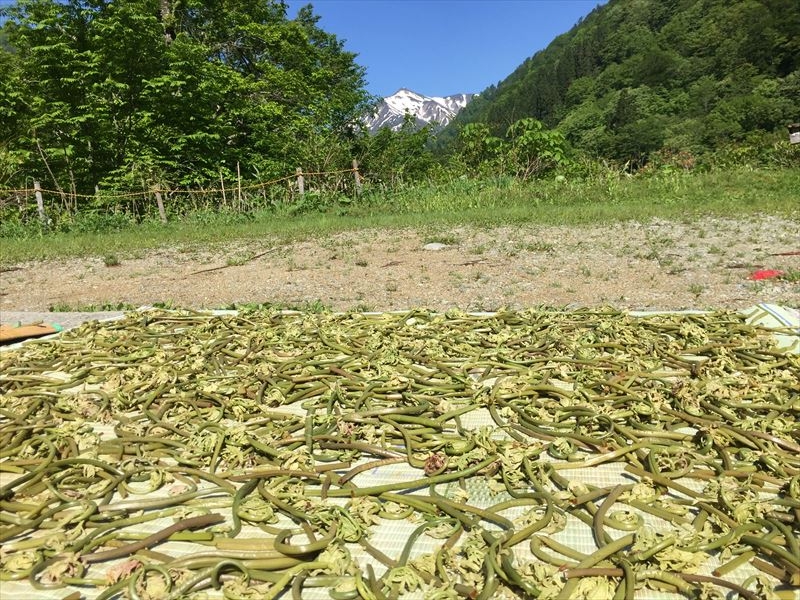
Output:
[
  {"xmin": 0, "ymin": 0, "xmax": 371, "ymax": 195},
  {"xmin": 443, "ymin": 0, "xmax": 800, "ymax": 163}
]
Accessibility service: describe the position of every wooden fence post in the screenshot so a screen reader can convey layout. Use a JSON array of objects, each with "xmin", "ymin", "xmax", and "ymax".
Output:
[
  {"xmin": 296, "ymin": 167, "xmax": 305, "ymax": 197},
  {"xmin": 236, "ymin": 161, "xmax": 243, "ymax": 210},
  {"xmin": 153, "ymin": 184, "xmax": 168, "ymax": 223},
  {"xmin": 352, "ymin": 159, "xmax": 362, "ymax": 196},
  {"xmin": 34, "ymin": 181, "xmax": 47, "ymax": 225},
  {"xmin": 219, "ymin": 169, "xmax": 227, "ymax": 208}
]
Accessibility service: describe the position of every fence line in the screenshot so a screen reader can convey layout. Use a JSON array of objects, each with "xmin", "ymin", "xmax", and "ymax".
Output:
[{"xmin": 0, "ymin": 166, "xmax": 361, "ymax": 202}]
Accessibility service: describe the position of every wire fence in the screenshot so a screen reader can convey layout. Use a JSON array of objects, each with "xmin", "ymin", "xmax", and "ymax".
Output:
[
  {"xmin": 0, "ymin": 167, "xmax": 361, "ymax": 200},
  {"xmin": 0, "ymin": 164, "xmax": 363, "ymax": 219}
]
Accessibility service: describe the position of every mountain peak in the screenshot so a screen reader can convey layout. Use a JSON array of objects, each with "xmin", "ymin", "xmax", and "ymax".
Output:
[{"xmin": 365, "ymin": 89, "xmax": 475, "ymax": 133}]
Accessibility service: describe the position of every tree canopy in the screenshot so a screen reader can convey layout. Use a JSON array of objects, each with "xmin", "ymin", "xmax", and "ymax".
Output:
[{"xmin": 0, "ymin": 0, "xmax": 372, "ymax": 195}]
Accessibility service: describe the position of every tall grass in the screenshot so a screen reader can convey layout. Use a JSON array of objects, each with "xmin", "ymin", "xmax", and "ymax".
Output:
[
  {"xmin": 359, "ymin": 167, "xmax": 799, "ymax": 222},
  {"xmin": 1, "ymin": 167, "xmax": 797, "ymax": 265}
]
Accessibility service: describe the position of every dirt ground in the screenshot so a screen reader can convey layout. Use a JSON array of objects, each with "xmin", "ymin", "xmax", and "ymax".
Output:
[{"xmin": 1, "ymin": 215, "xmax": 799, "ymax": 317}]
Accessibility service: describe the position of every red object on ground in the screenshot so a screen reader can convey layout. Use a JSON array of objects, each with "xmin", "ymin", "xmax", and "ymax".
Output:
[{"xmin": 749, "ymin": 269, "xmax": 785, "ymax": 280}]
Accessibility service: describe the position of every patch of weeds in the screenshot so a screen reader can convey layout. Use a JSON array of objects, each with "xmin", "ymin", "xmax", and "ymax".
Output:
[
  {"xmin": 103, "ymin": 254, "xmax": 121, "ymax": 267},
  {"xmin": 152, "ymin": 300, "xmax": 180, "ymax": 309},
  {"xmin": 779, "ymin": 269, "xmax": 800, "ymax": 282},
  {"xmin": 296, "ymin": 300, "xmax": 331, "ymax": 313},
  {"xmin": 520, "ymin": 241, "xmax": 555, "ymax": 253},
  {"xmin": 355, "ymin": 259, "xmax": 368, "ymax": 267},
  {"xmin": 643, "ymin": 249, "xmax": 660, "ymax": 261},
  {"xmin": 385, "ymin": 281, "xmax": 398, "ymax": 292},
  {"xmin": 579, "ymin": 265, "xmax": 591, "ymax": 278},
  {"xmin": 48, "ymin": 302, "xmax": 74, "ymax": 312},
  {"xmin": 221, "ymin": 302, "xmax": 264, "ymax": 312},
  {"xmin": 221, "ymin": 300, "xmax": 330, "ymax": 313},
  {"xmin": 350, "ymin": 303, "xmax": 373, "ymax": 313},
  {"xmin": 226, "ymin": 255, "xmax": 248, "ymax": 267},
  {"xmin": 470, "ymin": 244, "xmax": 487, "ymax": 255},
  {"xmin": 707, "ymin": 245, "xmax": 723, "ymax": 255},
  {"xmin": 286, "ymin": 258, "xmax": 307, "ymax": 271},
  {"xmin": 649, "ymin": 234, "xmax": 675, "ymax": 248},
  {"xmin": 423, "ymin": 233, "xmax": 459, "ymax": 246},
  {"xmin": 449, "ymin": 271, "xmax": 464, "ymax": 283},
  {"xmin": 302, "ymin": 299, "xmax": 331, "ymax": 313},
  {"xmin": 659, "ymin": 256, "xmax": 675, "ymax": 268},
  {"xmin": 48, "ymin": 301, "xmax": 137, "ymax": 312},
  {"xmin": 689, "ymin": 283, "xmax": 705, "ymax": 297}
]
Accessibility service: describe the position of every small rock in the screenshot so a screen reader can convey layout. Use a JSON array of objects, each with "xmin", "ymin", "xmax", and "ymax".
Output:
[{"xmin": 423, "ymin": 243, "xmax": 450, "ymax": 251}]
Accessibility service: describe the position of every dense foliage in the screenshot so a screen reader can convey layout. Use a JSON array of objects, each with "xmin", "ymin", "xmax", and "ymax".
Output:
[
  {"xmin": 0, "ymin": 0, "xmax": 372, "ymax": 196},
  {"xmin": 443, "ymin": 0, "xmax": 800, "ymax": 165},
  {"xmin": 449, "ymin": 118, "xmax": 571, "ymax": 179}
]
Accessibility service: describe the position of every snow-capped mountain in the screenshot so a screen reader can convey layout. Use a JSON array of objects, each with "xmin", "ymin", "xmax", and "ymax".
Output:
[{"xmin": 364, "ymin": 88, "xmax": 474, "ymax": 133}]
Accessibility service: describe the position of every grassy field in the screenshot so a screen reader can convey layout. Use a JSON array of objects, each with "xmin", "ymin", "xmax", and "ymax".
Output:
[{"xmin": 1, "ymin": 167, "xmax": 798, "ymax": 265}]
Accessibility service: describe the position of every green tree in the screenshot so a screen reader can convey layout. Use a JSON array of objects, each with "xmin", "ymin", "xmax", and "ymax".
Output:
[
  {"xmin": 0, "ymin": 38, "xmax": 29, "ymax": 187},
  {"xmin": 358, "ymin": 115, "xmax": 436, "ymax": 187},
  {"xmin": 604, "ymin": 87, "xmax": 668, "ymax": 164},
  {"xmin": 505, "ymin": 118, "xmax": 570, "ymax": 179},
  {"xmin": 453, "ymin": 123, "xmax": 504, "ymax": 177},
  {"xmin": 558, "ymin": 99, "xmax": 607, "ymax": 155},
  {"xmin": 1, "ymin": 0, "xmax": 370, "ymax": 205}
]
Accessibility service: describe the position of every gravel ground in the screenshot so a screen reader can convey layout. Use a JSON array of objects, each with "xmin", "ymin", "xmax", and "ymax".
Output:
[{"xmin": 1, "ymin": 216, "xmax": 798, "ymax": 325}]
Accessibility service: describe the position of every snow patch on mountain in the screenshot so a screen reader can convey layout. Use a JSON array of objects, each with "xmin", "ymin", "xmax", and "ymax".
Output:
[{"xmin": 364, "ymin": 88, "xmax": 474, "ymax": 133}]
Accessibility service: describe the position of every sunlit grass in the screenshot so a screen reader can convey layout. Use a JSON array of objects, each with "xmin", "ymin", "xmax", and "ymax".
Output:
[{"xmin": 1, "ymin": 168, "xmax": 797, "ymax": 265}]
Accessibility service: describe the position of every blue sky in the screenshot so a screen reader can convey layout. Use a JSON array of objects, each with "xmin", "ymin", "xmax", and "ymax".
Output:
[
  {"xmin": 0, "ymin": 0, "xmax": 605, "ymax": 99},
  {"xmin": 287, "ymin": 0, "xmax": 605, "ymax": 98}
]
